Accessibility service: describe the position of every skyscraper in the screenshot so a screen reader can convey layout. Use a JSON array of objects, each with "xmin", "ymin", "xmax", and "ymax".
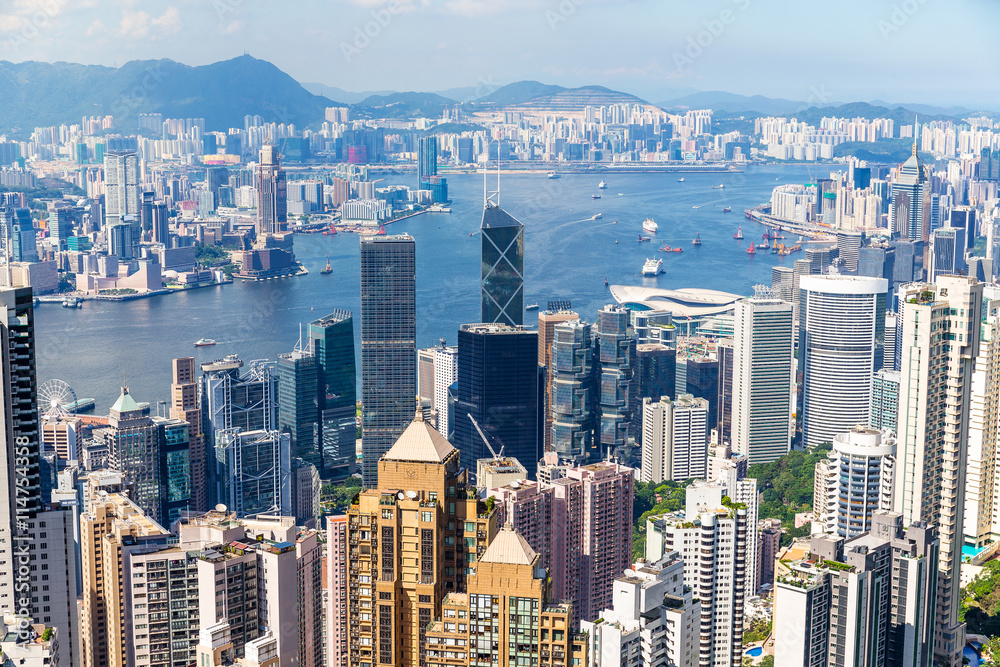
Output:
[
  {"xmin": 214, "ymin": 429, "xmax": 293, "ymax": 517},
  {"xmin": 104, "ymin": 150, "xmax": 140, "ymax": 225},
  {"xmin": 308, "ymin": 311, "xmax": 357, "ymax": 479},
  {"xmin": 417, "ymin": 135, "xmax": 437, "ymax": 187},
  {"xmin": 537, "ymin": 306, "xmax": 578, "ymax": 451},
  {"xmin": 151, "ymin": 200, "xmax": 169, "ymax": 245},
  {"xmin": 894, "ymin": 276, "xmax": 982, "ymax": 666},
  {"xmin": 890, "ymin": 141, "xmax": 929, "ymax": 241},
  {"xmin": 481, "ymin": 200, "xmax": 524, "ymax": 327},
  {"xmin": 965, "ymin": 301, "xmax": 1000, "ymax": 548},
  {"xmin": 10, "ymin": 207, "xmax": 37, "ymax": 262},
  {"xmin": 595, "ymin": 304, "xmax": 634, "ymax": 457},
  {"xmin": 799, "ymin": 275, "xmax": 887, "ymax": 449},
  {"xmin": 277, "ymin": 345, "xmax": 320, "ymax": 467},
  {"xmin": 452, "ymin": 323, "xmax": 541, "ymax": 479},
  {"xmin": 870, "ymin": 368, "xmax": 900, "ymax": 431},
  {"xmin": 732, "ymin": 290, "xmax": 794, "ymax": 464},
  {"xmin": 641, "ymin": 394, "xmax": 709, "ymax": 483},
  {"xmin": 256, "ymin": 145, "xmax": 287, "ymax": 235},
  {"xmin": 549, "ymin": 319, "xmax": 596, "ymax": 463},
  {"xmin": 170, "ymin": 357, "xmax": 206, "ymax": 512},
  {"xmin": 930, "ymin": 227, "xmax": 960, "ymax": 281},
  {"xmin": 814, "ymin": 426, "xmax": 896, "ymax": 537},
  {"xmin": 630, "ymin": 343, "xmax": 676, "ymax": 450},
  {"xmin": 49, "ymin": 208, "xmax": 71, "ymax": 251},
  {"xmin": 360, "ymin": 234, "xmax": 416, "ymax": 486}
]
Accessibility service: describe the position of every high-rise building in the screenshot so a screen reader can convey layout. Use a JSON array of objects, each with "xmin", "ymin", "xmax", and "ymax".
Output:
[
  {"xmin": 836, "ymin": 230, "xmax": 864, "ymax": 274},
  {"xmin": 549, "ymin": 319, "xmax": 596, "ymax": 463},
  {"xmin": 814, "ymin": 426, "xmax": 896, "ymax": 537},
  {"xmin": 326, "ymin": 515, "xmax": 348, "ymax": 667},
  {"xmin": 346, "ymin": 409, "xmax": 499, "ymax": 665},
  {"xmin": 930, "ymin": 227, "xmax": 960, "ymax": 281},
  {"xmin": 256, "ymin": 145, "xmax": 287, "ymax": 235},
  {"xmin": 153, "ymin": 415, "xmax": 192, "ymax": 525},
  {"xmin": 757, "ymin": 518, "xmax": 782, "ymax": 590},
  {"xmin": 595, "ymin": 304, "xmax": 634, "ymax": 457},
  {"xmin": 799, "ymin": 275, "xmax": 887, "ymax": 449},
  {"xmin": 213, "ymin": 429, "xmax": 292, "ymax": 518},
  {"xmin": 894, "ymin": 276, "xmax": 983, "ymax": 665},
  {"xmin": 640, "ymin": 395, "xmax": 709, "ymax": 483},
  {"xmin": 965, "ymin": 301, "xmax": 1000, "ymax": 548},
  {"xmin": 277, "ymin": 346, "xmax": 320, "ymax": 467},
  {"xmin": 870, "ymin": 369, "xmax": 900, "ymax": 431},
  {"xmin": 432, "ymin": 343, "xmax": 458, "ymax": 437},
  {"xmin": 645, "ymin": 477, "xmax": 757, "ymax": 667},
  {"xmin": 490, "ymin": 457, "xmax": 635, "ymax": 626},
  {"xmin": 359, "ymin": 235, "xmax": 416, "ymax": 486},
  {"xmin": 538, "ymin": 307, "xmax": 578, "ymax": 451},
  {"xmin": 452, "ymin": 323, "xmax": 541, "ymax": 480},
  {"xmin": 858, "ymin": 244, "xmax": 897, "ymax": 294},
  {"xmin": 170, "ymin": 357, "xmax": 206, "ymax": 512},
  {"xmin": 732, "ymin": 290, "xmax": 793, "ymax": 464},
  {"xmin": 48, "ymin": 207, "xmax": 72, "ymax": 251},
  {"xmin": 307, "ymin": 311, "xmax": 357, "ymax": 478},
  {"xmin": 629, "ymin": 343, "xmax": 676, "ymax": 450},
  {"xmin": 481, "ymin": 202, "xmax": 524, "ymax": 326},
  {"xmin": 107, "ymin": 219, "xmax": 135, "ymax": 259},
  {"xmin": 949, "ymin": 206, "xmax": 977, "ymax": 253},
  {"xmin": 93, "ymin": 387, "xmax": 162, "ymax": 521},
  {"xmin": 580, "ymin": 552, "xmax": 700, "ymax": 667},
  {"xmin": 890, "ymin": 142, "xmax": 929, "ymax": 241},
  {"xmin": 11, "ymin": 207, "xmax": 37, "ymax": 262},
  {"xmin": 772, "ymin": 265, "xmax": 794, "ymax": 303},
  {"xmin": 417, "ymin": 136, "xmax": 437, "ymax": 187},
  {"xmin": 104, "ymin": 150, "xmax": 140, "ymax": 225},
  {"xmin": 151, "ymin": 200, "xmax": 169, "ymax": 245},
  {"xmin": 715, "ymin": 339, "xmax": 734, "ymax": 443}
]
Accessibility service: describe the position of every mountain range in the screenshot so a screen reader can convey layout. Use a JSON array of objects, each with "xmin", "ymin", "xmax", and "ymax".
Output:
[{"xmin": 0, "ymin": 55, "xmax": 988, "ymax": 137}]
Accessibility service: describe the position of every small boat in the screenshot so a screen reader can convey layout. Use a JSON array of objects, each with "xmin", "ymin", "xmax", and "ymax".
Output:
[
  {"xmin": 757, "ymin": 241, "xmax": 770, "ymax": 250},
  {"xmin": 469, "ymin": 232, "xmax": 474, "ymax": 237},
  {"xmin": 642, "ymin": 218, "xmax": 658, "ymax": 233},
  {"xmin": 734, "ymin": 227, "xmax": 744, "ymax": 240},
  {"xmin": 547, "ymin": 172, "xmax": 561, "ymax": 179},
  {"xmin": 591, "ymin": 213, "xmax": 603, "ymax": 220},
  {"xmin": 678, "ymin": 177, "xmax": 685, "ymax": 182},
  {"xmin": 747, "ymin": 244, "xmax": 756, "ymax": 255},
  {"xmin": 592, "ymin": 195, "xmax": 602, "ymax": 200},
  {"xmin": 659, "ymin": 245, "xmax": 683, "ymax": 253},
  {"xmin": 692, "ymin": 233, "xmax": 702, "ymax": 246},
  {"xmin": 617, "ymin": 193, "xmax": 624, "ymax": 197},
  {"xmin": 641, "ymin": 258, "xmax": 664, "ymax": 276},
  {"xmin": 194, "ymin": 338, "xmax": 217, "ymax": 347},
  {"xmin": 62, "ymin": 297, "xmax": 82, "ymax": 308},
  {"xmin": 525, "ymin": 303, "xmax": 539, "ymax": 311},
  {"xmin": 612, "ymin": 220, "xmax": 618, "ymax": 224},
  {"xmin": 722, "ymin": 207, "xmax": 732, "ymax": 213},
  {"xmin": 712, "ymin": 184, "xmax": 725, "ymax": 189},
  {"xmin": 614, "ymin": 240, "xmax": 619, "ymax": 244},
  {"xmin": 598, "ymin": 180, "xmax": 608, "ymax": 189},
  {"xmin": 320, "ymin": 257, "xmax": 332, "ymax": 275},
  {"xmin": 638, "ymin": 235, "xmax": 651, "ymax": 242},
  {"xmin": 604, "ymin": 277, "xmax": 609, "ymax": 287}
]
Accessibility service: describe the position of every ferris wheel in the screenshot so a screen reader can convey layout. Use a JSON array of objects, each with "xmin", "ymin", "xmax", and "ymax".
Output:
[{"xmin": 37, "ymin": 379, "xmax": 77, "ymax": 418}]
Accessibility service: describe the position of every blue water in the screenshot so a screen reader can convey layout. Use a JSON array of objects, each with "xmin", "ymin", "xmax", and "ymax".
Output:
[
  {"xmin": 35, "ymin": 164, "xmax": 817, "ymax": 413},
  {"xmin": 964, "ymin": 645, "xmax": 980, "ymax": 667},
  {"xmin": 745, "ymin": 646, "xmax": 764, "ymax": 657}
]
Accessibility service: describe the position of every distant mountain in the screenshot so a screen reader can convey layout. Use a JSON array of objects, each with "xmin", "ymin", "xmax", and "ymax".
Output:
[
  {"xmin": 780, "ymin": 102, "xmax": 960, "ymax": 126},
  {"xmin": 477, "ymin": 81, "xmax": 567, "ymax": 106},
  {"xmin": 302, "ymin": 82, "xmax": 395, "ymax": 105},
  {"xmin": 659, "ymin": 91, "xmax": 805, "ymax": 115},
  {"xmin": 352, "ymin": 92, "xmax": 457, "ymax": 120},
  {"xmin": 0, "ymin": 55, "xmax": 342, "ymax": 135},
  {"xmin": 475, "ymin": 81, "xmax": 649, "ymax": 112}
]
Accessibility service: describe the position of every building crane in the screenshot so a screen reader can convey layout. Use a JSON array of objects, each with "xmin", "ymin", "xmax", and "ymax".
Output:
[{"xmin": 467, "ymin": 413, "xmax": 504, "ymax": 460}]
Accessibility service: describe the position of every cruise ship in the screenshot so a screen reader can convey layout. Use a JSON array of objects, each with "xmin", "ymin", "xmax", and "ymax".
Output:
[
  {"xmin": 642, "ymin": 217, "xmax": 658, "ymax": 233},
  {"xmin": 641, "ymin": 258, "xmax": 664, "ymax": 276},
  {"xmin": 598, "ymin": 180, "xmax": 608, "ymax": 189}
]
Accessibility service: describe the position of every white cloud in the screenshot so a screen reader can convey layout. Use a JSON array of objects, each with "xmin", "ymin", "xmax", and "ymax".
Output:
[
  {"xmin": 118, "ymin": 6, "xmax": 181, "ymax": 39},
  {"xmin": 85, "ymin": 19, "xmax": 105, "ymax": 37},
  {"xmin": 151, "ymin": 6, "xmax": 181, "ymax": 35}
]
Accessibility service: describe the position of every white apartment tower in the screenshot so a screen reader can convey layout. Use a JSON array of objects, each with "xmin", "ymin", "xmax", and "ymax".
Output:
[
  {"xmin": 732, "ymin": 289, "xmax": 794, "ymax": 464},
  {"xmin": 964, "ymin": 298, "xmax": 1000, "ymax": 548},
  {"xmin": 433, "ymin": 344, "xmax": 458, "ymax": 436},
  {"xmin": 894, "ymin": 276, "xmax": 983, "ymax": 667},
  {"xmin": 641, "ymin": 394, "xmax": 709, "ymax": 483},
  {"xmin": 799, "ymin": 275, "xmax": 888, "ymax": 449},
  {"xmin": 814, "ymin": 426, "xmax": 895, "ymax": 537}
]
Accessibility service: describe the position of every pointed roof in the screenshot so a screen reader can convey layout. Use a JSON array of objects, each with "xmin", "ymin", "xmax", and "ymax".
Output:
[
  {"xmin": 480, "ymin": 523, "xmax": 538, "ymax": 566},
  {"xmin": 110, "ymin": 386, "xmax": 141, "ymax": 414},
  {"xmin": 481, "ymin": 205, "xmax": 523, "ymax": 229},
  {"xmin": 382, "ymin": 407, "xmax": 456, "ymax": 464}
]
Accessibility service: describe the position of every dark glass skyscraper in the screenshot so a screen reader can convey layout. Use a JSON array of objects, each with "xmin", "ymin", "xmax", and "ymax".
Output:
[
  {"xmin": 595, "ymin": 305, "xmax": 633, "ymax": 457},
  {"xmin": 277, "ymin": 348, "xmax": 320, "ymax": 468},
  {"xmin": 550, "ymin": 319, "xmax": 595, "ymax": 463},
  {"xmin": 452, "ymin": 323, "xmax": 541, "ymax": 479},
  {"xmin": 417, "ymin": 136, "xmax": 437, "ymax": 187},
  {"xmin": 360, "ymin": 235, "xmax": 416, "ymax": 486},
  {"xmin": 481, "ymin": 205, "xmax": 524, "ymax": 327},
  {"xmin": 309, "ymin": 310, "xmax": 357, "ymax": 479}
]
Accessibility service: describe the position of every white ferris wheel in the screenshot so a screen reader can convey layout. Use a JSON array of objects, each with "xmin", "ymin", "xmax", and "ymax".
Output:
[{"xmin": 37, "ymin": 379, "xmax": 77, "ymax": 418}]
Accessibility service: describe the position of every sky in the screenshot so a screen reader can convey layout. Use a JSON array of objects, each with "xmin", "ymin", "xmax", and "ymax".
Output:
[{"xmin": 0, "ymin": 0, "xmax": 998, "ymax": 108}]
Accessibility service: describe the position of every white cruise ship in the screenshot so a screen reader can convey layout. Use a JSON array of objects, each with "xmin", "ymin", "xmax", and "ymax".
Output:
[
  {"xmin": 641, "ymin": 258, "xmax": 664, "ymax": 276},
  {"xmin": 642, "ymin": 217, "xmax": 658, "ymax": 233}
]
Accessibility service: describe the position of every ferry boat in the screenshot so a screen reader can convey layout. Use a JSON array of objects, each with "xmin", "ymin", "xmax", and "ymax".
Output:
[
  {"xmin": 712, "ymin": 184, "xmax": 725, "ymax": 190},
  {"xmin": 525, "ymin": 303, "xmax": 539, "ymax": 311},
  {"xmin": 734, "ymin": 227, "xmax": 744, "ymax": 240},
  {"xmin": 194, "ymin": 338, "xmax": 217, "ymax": 347},
  {"xmin": 547, "ymin": 172, "xmax": 561, "ymax": 179},
  {"xmin": 598, "ymin": 180, "xmax": 608, "ymax": 189},
  {"xmin": 692, "ymin": 233, "xmax": 702, "ymax": 246},
  {"xmin": 320, "ymin": 257, "xmax": 333, "ymax": 275},
  {"xmin": 722, "ymin": 207, "xmax": 732, "ymax": 213},
  {"xmin": 592, "ymin": 194, "xmax": 602, "ymax": 200},
  {"xmin": 62, "ymin": 297, "xmax": 83, "ymax": 308},
  {"xmin": 642, "ymin": 218, "xmax": 658, "ymax": 233},
  {"xmin": 641, "ymin": 258, "xmax": 664, "ymax": 276},
  {"xmin": 591, "ymin": 213, "xmax": 603, "ymax": 220}
]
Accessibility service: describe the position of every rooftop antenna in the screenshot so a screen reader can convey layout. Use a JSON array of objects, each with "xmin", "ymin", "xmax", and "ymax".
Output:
[
  {"xmin": 912, "ymin": 114, "xmax": 919, "ymax": 157},
  {"xmin": 485, "ymin": 148, "xmax": 500, "ymax": 210}
]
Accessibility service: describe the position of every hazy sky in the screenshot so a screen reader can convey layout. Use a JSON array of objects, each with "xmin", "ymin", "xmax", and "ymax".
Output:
[{"xmin": 1, "ymin": 0, "xmax": 998, "ymax": 107}]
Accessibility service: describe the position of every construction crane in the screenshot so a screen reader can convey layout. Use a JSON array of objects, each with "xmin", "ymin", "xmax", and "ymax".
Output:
[{"xmin": 468, "ymin": 413, "xmax": 504, "ymax": 460}]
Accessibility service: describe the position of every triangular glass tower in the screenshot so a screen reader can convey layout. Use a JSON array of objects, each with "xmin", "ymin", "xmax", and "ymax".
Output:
[{"xmin": 481, "ymin": 168, "xmax": 524, "ymax": 326}]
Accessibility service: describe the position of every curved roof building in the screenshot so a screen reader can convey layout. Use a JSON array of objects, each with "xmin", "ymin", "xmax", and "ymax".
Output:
[{"xmin": 608, "ymin": 285, "xmax": 743, "ymax": 318}]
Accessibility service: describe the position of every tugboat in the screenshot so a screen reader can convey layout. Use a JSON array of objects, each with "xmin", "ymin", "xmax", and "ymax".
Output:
[
  {"xmin": 734, "ymin": 226, "xmax": 744, "ymax": 240},
  {"xmin": 320, "ymin": 257, "xmax": 333, "ymax": 275},
  {"xmin": 692, "ymin": 233, "xmax": 702, "ymax": 246},
  {"xmin": 746, "ymin": 244, "xmax": 756, "ymax": 255}
]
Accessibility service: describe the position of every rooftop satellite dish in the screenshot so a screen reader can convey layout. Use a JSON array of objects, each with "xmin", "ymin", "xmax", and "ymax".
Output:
[
  {"xmin": 215, "ymin": 504, "xmax": 227, "ymax": 512},
  {"xmin": 397, "ymin": 492, "xmax": 405, "ymax": 500},
  {"xmin": 510, "ymin": 481, "xmax": 520, "ymax": 489},
  {"xmin": 406, "ymin": 490, "xmax": 417, "ymax": 499}
]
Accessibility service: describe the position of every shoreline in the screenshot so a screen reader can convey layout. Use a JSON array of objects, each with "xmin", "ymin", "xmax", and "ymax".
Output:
[{"xmin": 38, "ymin": 278, "xmax": 234, "ymax": 303}]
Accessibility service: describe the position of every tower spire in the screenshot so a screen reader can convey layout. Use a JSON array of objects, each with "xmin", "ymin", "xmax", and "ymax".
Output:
[{"xmin": 912, "ymin": 114, "xmax": 919, "ymax": 157}]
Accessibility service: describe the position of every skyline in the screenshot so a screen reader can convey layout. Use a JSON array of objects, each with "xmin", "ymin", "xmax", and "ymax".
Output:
[{"xmin": 0, "ymin": 0, "xmax": 998, "ymax": 108}]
